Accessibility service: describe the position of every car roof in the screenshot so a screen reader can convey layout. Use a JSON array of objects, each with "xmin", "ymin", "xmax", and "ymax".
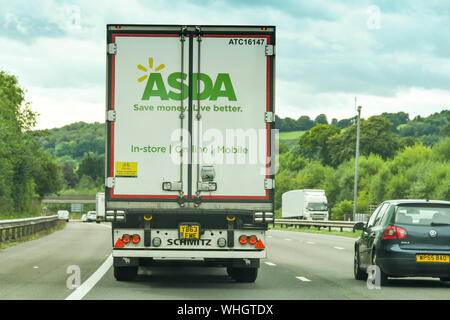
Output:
[{"xmin": 383, "ymin": 199, "xmax": 450, "ymax": 206}]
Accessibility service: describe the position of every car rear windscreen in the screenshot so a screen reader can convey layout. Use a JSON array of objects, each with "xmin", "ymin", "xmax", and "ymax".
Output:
[{"xmin": 394, "ymin": 204, "xmax": 450, "ymax": 226}]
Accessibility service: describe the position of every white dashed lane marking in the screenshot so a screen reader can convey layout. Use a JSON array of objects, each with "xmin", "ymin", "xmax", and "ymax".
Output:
[
  {"xmin": 296, "ymin": 276, "xmax": 311, "ymax": 282},
  {"xmin": 264, "ymin": 262, "xmax": 277, "ymax": 266}
]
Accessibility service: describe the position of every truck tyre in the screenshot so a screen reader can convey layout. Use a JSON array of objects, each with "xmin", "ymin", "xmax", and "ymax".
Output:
[
  {"xmin": 114, "ymin": 266, "xmax": 138, "ymax": 281},
  {"xmin": 228, "ymin": 267, "xmax": 258, "ymax": 283}
]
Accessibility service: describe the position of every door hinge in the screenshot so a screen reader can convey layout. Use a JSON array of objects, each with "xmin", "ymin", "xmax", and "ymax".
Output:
[
  {"xmin": 265, "ymin": 45, "xmax": 275, "ymax": 56},
  {"xmin": 106, "ymin": 177, "xmax": 115, "ymax": 188},
  {"xmin": 265, "ymin": 111, "xmax": 275, "ymax": 123},
  {"xmin": 108, "ymin": 43, "xmax": 117, "ymax": 55},
  {"xmin": 264, "ymin": 178, "xmax": 275, "ymax": 190},
  {"xmin": 107, "ymin": 110, "xmax": 116, "ymax": 122},
  {"xmin": 162, "ymin": 181, "xmax": 182, "ymax": 191}
]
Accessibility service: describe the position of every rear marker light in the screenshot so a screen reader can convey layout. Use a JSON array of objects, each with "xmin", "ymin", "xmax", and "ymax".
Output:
[
  {"xmin": 122, "ymin": 234, "xmax": 131, "ymax": 244},
  {"xmin": 239, "ymin": 235, "xmax": 248, "ymax": 245},
  {"xmin": 114, "ymin": 238, "xmax": 125, "ymax": 248},
  {"xmin": 249, "ymin": 235, "xmax": 258, "ymax": 245},
  {"xmin": 132, "ymin": 234, "xmax": 140, "ymax": 244},
  {"xmin": 255, "ymin": 240, "xmax": 265, "ymax": 249}
]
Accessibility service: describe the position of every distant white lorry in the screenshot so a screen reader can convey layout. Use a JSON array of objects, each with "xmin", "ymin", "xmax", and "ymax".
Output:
[
  {"xmin": 282, "ymin": 189, "xmax": 329, "ymax": 220},
  {"xmin": 57, "ymin": 210, "xmax": 69, "ymax": 222},
  {"xmin": 96, "ymin": 192, "xmax": 105, "ymax": 223}
]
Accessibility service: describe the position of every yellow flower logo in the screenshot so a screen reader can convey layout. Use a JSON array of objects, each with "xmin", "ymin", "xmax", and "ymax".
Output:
[{"xmin": 137, "ymin": 57, "xmax": 165, "ymax": 83}]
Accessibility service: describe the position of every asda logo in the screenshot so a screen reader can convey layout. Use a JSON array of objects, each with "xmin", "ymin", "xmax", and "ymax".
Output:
[{"xmin": 137, "ymin": 57, "xmax": 237, "ymax": 101}]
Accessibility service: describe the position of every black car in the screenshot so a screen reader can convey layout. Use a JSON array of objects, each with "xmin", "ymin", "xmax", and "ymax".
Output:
[{"xmin": 354, "ymin": 199, "xmax": 450, "ymax": 286}]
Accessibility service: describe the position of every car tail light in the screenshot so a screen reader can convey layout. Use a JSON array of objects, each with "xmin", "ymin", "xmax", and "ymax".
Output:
[
  {"xmin": 397, "ymin": 227, "xmax": 407, "ymax": 239},
  {"xmin": 122, "ymin": 234, "xmax": 131, "ymax": 244},
  {"xmin": 239, "ymin": 235, "xmax": 248, "ymax": 245},
  {"xmin": 382, "ymin": 226, "xmax": 407, "ymax": 240},
  {"xmin": 249, "ymin": 235, "xmax": 258, "ymax": 245},
  {"xmin": 132, "ymin": 234, "xmax": 140, "ymax": 244}
]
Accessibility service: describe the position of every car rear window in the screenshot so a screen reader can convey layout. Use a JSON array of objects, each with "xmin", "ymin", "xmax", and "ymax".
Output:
[{"xmin": 394, "ymin": 204, "xmax": 450, "ymax": 226}]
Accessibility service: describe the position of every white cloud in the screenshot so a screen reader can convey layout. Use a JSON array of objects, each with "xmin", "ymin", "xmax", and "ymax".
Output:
[
  {"xmin": 277, "ymin": 79, "xmax": 450, "ymax": 121},
  {"xmin": 0, "ymin": 0, "xmax": 449, "ymax": 129},
  {"xmin": 26, "ymin": 85, "xmax": 105, "ymax": 130}
]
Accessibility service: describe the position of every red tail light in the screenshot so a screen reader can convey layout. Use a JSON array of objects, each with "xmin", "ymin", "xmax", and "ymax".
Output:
[
  {"xmin": 122, "ymin": 234, "xmax": 131, "ymax": 244},
  {"xmin": 239, "ymin": 235, "xmax": 248, "ymax": 245},
  {"xmin": 382, "ymin": 226, "xmax": 407, "ymax": 240},
  {"xmin": 132, "ymin": 234, "xmax": 141, "ymax": 244},
  {"xmin": 249, "ymin": 235, "xmax": 258, "ymax": 245}
]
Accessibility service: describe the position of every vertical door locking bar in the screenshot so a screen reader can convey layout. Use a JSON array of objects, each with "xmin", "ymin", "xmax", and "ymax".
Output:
[
  {"xmin": 178, "ymin": 26, "xmax": 187, "ymax": 201},
  {"xmin": 195, "ymin": 26, "xmax": 202, "ymax": 200}
]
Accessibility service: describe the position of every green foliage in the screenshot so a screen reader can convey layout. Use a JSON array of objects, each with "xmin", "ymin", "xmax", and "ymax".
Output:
[
  {"xmin": 314, "ymin": 114, "xmax": 328, "ymax": 125},
  {"xmin": 381, "ymin": 112, "xmax": 409, "ymax": 132},
  {"xmin": 398, "ymin": 110, "xmax": 449, "ymax": 146},
  {"xmin": 298, "ymin": 124, "xmax": 340, "ymax": 166},
  {"xmin": 0, "ymin": 70, "xmax": 62, "ymax": 217},
  {"xmin": 331, "ymin": 200, "xmax": 353, "ymax": 220},
  {"xmin": 327, "ymin": 116, "xmax": 400, "ymax": 167},
  {"xmin": 76, "ymin": 152, "xmax": 105, "ymax": 184},
  {"xmin": 38, "ymin": 121, "xmax": 105, "ymax": 165}
]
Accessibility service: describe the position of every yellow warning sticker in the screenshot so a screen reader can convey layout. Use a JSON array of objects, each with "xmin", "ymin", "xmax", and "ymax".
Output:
[{"xmin": 115, "ymin": 162, "xmax": 138, "ymax": 177}]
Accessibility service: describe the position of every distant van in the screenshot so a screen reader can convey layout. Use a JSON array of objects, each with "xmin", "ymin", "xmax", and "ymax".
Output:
[{"xmin": 57, "ymin": 210, "xmax": 69, "ymax": 222}]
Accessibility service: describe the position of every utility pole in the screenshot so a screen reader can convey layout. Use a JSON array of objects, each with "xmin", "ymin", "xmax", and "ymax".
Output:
[{"xmin": 353, "ymin": 105, "xmax": 362, "ymax": 220}]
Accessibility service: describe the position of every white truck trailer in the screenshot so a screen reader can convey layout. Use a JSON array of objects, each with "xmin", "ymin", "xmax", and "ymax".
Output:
[
  {"xmin": 105, "ymin": 24, "xmax": 276, "ymax": 282},
  {"xmin": 282, "ymin": 189, "xmax": 329, "ymax": 220}
]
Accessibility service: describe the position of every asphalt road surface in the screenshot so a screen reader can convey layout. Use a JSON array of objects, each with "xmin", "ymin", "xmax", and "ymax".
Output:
[{"xmin": 1, "ymin": 222, "xmax": 449, "ymax": 300}]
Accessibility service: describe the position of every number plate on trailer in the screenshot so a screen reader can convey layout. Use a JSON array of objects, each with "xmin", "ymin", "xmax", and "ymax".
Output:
[
  {"xmin": 416, "ymin": 254, "xmax": 450, "ymax": 263},
  {"xmin": 179, "ymin": 223, "xmax": 200, "ymax": 239}
]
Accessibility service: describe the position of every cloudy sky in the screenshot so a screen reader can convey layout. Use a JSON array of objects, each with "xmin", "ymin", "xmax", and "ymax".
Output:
[{"xmin": 1, "ymin": 0, "xmax": 449, "ymax": 129}]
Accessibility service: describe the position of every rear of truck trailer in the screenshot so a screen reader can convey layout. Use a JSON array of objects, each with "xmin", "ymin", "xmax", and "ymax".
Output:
[{"xmin": 105, "ymin": 25, "xmax": 276, "ymax": 282}]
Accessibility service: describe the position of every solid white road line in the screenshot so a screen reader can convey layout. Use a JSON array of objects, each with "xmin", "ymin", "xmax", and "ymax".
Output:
[
  {"xmin": 65, "ymin": 254, "xmax": 113, "ymax": 300},
  {"xmin": 264, "ymin": 262, "xmax": 277, "ymax": 266},
  {"xmin": 296, "ymin": 276, "xmax": 311, "ymax": 282}
]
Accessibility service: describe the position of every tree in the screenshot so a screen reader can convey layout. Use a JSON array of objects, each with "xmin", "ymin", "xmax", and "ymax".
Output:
[
  {"xmin": 327, "ymin": 116, "xmax": 400, "ymax": 167},
  {"xmin": 30, "ymin": 148, "xmax": 63, "ymax": 199},
  {"xmin": 62, "ymin": 163, "xmax": 79, "ymax": 188},
  {"xmin": 77, "ymin": 153, "xmax": 105, "ymax": 183},
  {"xmin": 381, "ymin": 112, "xmax": 409, "ymax": 132},
  {"xmin": 0, "ymin": 69, "xmax": 62, "ymax": 216},
  {"xmin": 298, "ymin": 124, "xmax": 340, "ymax": 166},
  {"xmin": 296, "ymin": 116, "xmax": 315, "ymax": 131},
  {"xmin": 314, "ymin": 114, "xmax": 328, "ymax": 125}
]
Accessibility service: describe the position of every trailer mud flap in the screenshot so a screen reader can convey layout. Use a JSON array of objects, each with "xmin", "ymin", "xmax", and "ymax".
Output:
[{"xmin": 114, "ymin": 256, "xmax": 139, "ymax": 267}]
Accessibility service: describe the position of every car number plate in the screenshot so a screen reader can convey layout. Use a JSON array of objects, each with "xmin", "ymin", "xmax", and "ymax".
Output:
[
  {"xmin": 416, "ymin": 254, "xmax": 450, "ymax": 263},
  {"xmin": 179, "ymin": 224, "xmax": 200, "ymax": 239}
]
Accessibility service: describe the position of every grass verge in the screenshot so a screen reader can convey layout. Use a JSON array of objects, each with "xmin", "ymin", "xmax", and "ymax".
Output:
[
  {"xmin": 0, "ymin": 221, "xmax": 66, "ymax": 250},
  {"xmin": 270, "ymin": 224, "xmax": 362, "ymax": 238}
]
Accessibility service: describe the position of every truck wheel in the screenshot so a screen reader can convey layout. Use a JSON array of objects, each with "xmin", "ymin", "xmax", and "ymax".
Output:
[
  {"xmin": 114, "ymin": 266, "xmax": 138, "ymax": 281},
  {"xmin": 228, "ymin": 267, "xmax": 258, "ymax": 283}
]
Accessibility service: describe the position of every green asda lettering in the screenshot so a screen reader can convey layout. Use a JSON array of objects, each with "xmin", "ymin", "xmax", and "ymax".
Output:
[{"xmin": 141, "ymin": 72, "xmax": 237, "ymax": 101}]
